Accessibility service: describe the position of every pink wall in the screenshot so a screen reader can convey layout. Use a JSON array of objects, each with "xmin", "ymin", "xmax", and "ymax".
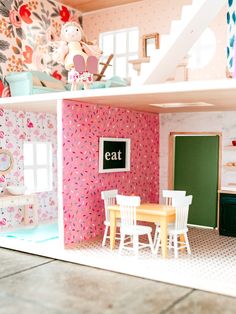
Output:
[
  {"xmin": 83, "ymin": 0, "xmax": 227, "ymax": 80},
  {"xmin": 0, "ymin": 108, "xmax": 57, "ymax": 229},
  {"xmin": 62, "ymin": 101, "xmax": 159, "ymax": 245}
]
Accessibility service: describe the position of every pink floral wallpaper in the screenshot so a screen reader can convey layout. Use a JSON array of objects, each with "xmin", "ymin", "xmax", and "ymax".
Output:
[
  {"xmin": 0, "ymin": 0, "xmax": 82, "ymax": 97},
  {"xmin": 62, "ymin": 101, "xmax": 159, "ymax": 245},
  {"xmin": 0, "ymin": 108, "xmax": 57, "ymax": 229}
]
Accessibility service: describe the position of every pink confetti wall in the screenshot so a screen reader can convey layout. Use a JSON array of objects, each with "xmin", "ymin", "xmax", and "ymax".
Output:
[{"xmin": 62, "ymin": 100, "xmax": 159, "ymax": 245}]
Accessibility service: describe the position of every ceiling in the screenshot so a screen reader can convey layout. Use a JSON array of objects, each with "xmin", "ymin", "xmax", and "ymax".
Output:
[{"xmin": 58, "ymin": 0, "xmax": 143, "ymax": 13}]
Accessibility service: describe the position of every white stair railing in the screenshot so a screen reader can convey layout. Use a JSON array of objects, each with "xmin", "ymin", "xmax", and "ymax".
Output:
[{"xmin": 132, "ymin": 0, "xmax": 226, "ymax": 86}]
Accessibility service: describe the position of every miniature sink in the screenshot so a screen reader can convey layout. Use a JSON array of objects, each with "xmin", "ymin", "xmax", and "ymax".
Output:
[{"xmin": 6, "ymin": 185, "xmax": 27, "ymax": 195}]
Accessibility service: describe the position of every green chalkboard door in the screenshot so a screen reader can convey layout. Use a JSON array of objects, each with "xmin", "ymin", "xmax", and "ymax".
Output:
[{"xmin": 174, "ymin": 135, "xmax": 219, "ymax": 228}]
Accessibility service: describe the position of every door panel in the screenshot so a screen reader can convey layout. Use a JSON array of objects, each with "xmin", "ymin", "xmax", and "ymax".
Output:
[{"xmin": 174, "ymin": 136, "xmax": 219, "ymax": 227}]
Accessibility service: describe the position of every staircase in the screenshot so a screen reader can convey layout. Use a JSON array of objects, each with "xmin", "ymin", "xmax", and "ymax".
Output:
[{"xmin": 132, "ymin": 0, "xmax": 226, "ymax": 86}]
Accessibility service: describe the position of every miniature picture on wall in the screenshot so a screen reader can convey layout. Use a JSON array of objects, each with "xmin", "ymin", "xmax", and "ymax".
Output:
[
  {"xmin": 142, "ymin": 33, "xmax": 160, "ymax": 58},
  {"xmin": 0, "ymin": 149, "xmax": 13, "ymax": 174},
  {"xmin": 99, "ymin": 138, "xmax": 131, "ymax": 173}
]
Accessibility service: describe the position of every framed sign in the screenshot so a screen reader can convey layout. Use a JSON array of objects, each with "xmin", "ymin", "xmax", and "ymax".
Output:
[{"xmin": 99, "ymin": 137, "xmax": 131, "ymax": 173}]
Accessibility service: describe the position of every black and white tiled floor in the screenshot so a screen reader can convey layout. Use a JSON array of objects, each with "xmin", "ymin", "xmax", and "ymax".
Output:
[{"xmin": 0, "ymin": 227, "xmax": 236, "ymax": 297}]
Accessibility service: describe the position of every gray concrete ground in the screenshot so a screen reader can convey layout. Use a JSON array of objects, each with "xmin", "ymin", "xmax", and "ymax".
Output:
[{"xmin": 0, "ymin": 248, "xmax": 236, "ymax": 314}]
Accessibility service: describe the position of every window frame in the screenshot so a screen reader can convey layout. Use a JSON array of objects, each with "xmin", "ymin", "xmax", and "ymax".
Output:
[
  {"xmin": 23, "ymin": 141, "xmax": 53, "ymax": 193},
  {"xmin": 188, "ymin": 28, "xmax": 216, "ymax": 70},
  {"xmin": 99, "ymin": 27, "xmax": 139, "ymax": 78}
]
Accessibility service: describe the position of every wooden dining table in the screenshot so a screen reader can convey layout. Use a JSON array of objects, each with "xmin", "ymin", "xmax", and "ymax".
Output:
[{"xmin": 108, "ymin": 203, "xmax": 176, "ymax": 258}]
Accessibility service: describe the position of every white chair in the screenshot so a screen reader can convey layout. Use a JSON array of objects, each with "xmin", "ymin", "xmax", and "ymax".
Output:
[
  {"xmin": 155, "ymin": 195, "xmax": 193, "ymax": 258},
  {"xmin": 162, "ymin": 190, "xmax": 186, "ymax": 205},
  {"xmin": 101, "ymin": 189, "xmax": 119, "ymax": 246},
  {"xmin": 116, "ymin": 195, "xmax": 154, "ymax": 255},
  {"xmin": 153, "ymin": 190, "xmax": 186, "ymax": 245}
]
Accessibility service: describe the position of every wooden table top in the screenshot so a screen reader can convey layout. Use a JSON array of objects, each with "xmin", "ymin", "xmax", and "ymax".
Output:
[{"xmin": 108, "ymin": 203, "xmax": 175, "ymax": 217}]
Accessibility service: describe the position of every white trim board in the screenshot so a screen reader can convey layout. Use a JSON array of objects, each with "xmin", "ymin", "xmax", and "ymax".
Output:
[{"xmin": 1, "ymin": 80, "xmax": 236, "ymax": 113}]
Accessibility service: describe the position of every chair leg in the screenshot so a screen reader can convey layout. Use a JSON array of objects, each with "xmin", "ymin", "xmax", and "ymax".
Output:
[
  {"xmin": 147, "ymin": 232, "xmax": 154, "ymax": 253},
  {"xmin": 153, "ymin": 225, "xmax": 159, "ymax": 246},
  {"xmin": 174, "ymin": 234, "xmax": 178, "ymax": 258},
  {"xmin": 155, "ymin": 234, "xmax": 161, "ymax": 254},
  {"xmin": 184, "ymin": 232, "xmax": 191, "ymax": 255},
  {"xmin": 133, "ymin": 235, "xmax": 139, "ymax": 256},
  {"xmin": 102, "ymin": 225, "xmax": 109, "ymax": 246},
  {"xmin": 118, "ymin": 233, "xmax": 125, "ymax": 255},
  {"xmin": 168, "ymin": 235, "xmax": 173, "ymax": 250}
]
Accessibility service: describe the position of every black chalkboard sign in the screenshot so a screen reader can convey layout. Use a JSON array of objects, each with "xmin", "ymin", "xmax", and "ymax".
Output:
[{"xmin": 99, "ymin": 138, "xmax": 131, "ymax": 173}]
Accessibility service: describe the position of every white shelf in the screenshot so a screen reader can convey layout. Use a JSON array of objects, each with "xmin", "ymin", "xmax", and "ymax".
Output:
[
  {"xmin": 219, "ymin": 189, "xmax": 236, "ymax": 194},
  {"xmin": 224, "ymin": 145, "xmax": 236, "ymax": 150},
  {"xmin": 1, "ymin": 79, "xmax": 236, "ymax": 114},
  {"xmin": 223, "ymin": 165, "xmax": 236, "ymax": 170}
]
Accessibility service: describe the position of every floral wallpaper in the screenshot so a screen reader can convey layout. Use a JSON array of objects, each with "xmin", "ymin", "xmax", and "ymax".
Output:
[
  {"xmin": 62, "ymin": 101, "xmax": 159, "ymax": 245},
  {"xmin": 0, "ymin": 108, "xmax": 57, "ymax": 229},
  {"xmin": 0, "ymin": 0, "xmax": 82, "ymax": 97}
]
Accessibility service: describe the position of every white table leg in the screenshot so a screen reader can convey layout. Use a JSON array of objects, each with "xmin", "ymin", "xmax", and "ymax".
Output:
[
  {"xmin": 24, "ymin": 205, "xmax": 30, "ymax": 225},
  {"xmin": 33, "ymin": 197, "xmax": 39, "ymax": 225}
]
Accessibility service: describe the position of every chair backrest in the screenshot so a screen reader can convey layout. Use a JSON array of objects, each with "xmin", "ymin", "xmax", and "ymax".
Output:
[
  {"xmin": 95, "ymin": 54, "xmax": 114, "ymax": 81},
  {"xmin": 162, "ymin": 190, "xmax": 186, "ymax": 205},
  {"xmin": 116, "ymin": 195, "xmax": 141, "ymax": 228},
  {"xmin": 101, "ymin": 189, "xmax": 118, "ymax": 222},
  {"xmin": 172, "ymin": 195, "xmax": 193, "ymax": 231}
]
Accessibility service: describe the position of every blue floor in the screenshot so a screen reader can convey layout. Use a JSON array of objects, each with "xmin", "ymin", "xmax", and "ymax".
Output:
[{"xmin": 0, "ymin": 223, "xmax": 59, "ymax": 243}]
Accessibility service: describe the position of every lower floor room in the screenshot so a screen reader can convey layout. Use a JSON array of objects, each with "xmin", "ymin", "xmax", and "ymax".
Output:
[{"xmin": 0, "ymin": 99, "xmax": 236, "ymax": 298}]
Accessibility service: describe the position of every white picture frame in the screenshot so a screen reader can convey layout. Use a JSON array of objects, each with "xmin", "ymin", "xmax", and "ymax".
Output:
[{"xmin": 99, "ymin": 137, "xmax": 131, "ymax": 173}]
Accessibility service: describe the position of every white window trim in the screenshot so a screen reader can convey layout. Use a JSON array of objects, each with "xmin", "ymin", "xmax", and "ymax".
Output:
[
  {"xmin": 24, "ymin": 142, "xmax": 53, "ymax": 193},
  {"xmin": 188, "ymin": 28, "xmax": 216, "ymax": 70},
  {"xmin": 100, "ymin": 27, "xmax": 139, "ymax": 78}
]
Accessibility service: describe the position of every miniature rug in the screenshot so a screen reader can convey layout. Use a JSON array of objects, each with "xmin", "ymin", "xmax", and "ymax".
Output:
[{"xmin": 0, "ymin": 223, "xmax": 58, "ymax": 243}]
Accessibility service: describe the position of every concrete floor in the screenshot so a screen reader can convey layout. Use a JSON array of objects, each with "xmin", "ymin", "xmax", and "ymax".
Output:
[{"xmin": 0, "ymin": 248, "xmax": 236, "ymax": 314}]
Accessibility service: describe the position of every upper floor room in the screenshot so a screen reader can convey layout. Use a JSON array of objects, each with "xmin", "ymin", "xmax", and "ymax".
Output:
[{"xmin": 0, "ymin": 0, "xmax": 231, "ymax": 98}]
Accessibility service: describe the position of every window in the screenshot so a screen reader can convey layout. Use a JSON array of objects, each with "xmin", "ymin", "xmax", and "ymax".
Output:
[
  {"xmin": 23, "ymin": 142, "xmax": 53, "ymax": 193},
  {"xmin": 100, "ymin": 27, "xmax": 139, "ymax": 78},
  {"xmin": 188, "ymin": 28, "xmax": 216, "ymax": 69}
]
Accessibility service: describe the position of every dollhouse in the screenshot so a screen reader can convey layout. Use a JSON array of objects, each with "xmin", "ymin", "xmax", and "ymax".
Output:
[{"xmin": 0, "ymin": 0, "xmax": 236, "ymax": 298}]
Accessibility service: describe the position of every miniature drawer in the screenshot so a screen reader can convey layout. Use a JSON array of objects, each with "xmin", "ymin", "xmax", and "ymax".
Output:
[
  {"xmin": 0, "ymin": 194, "xmax": 38, "ymax": 225},
  {"xmin": 0, "ymin": 195, "xmax": 35, "ymax": 207}
]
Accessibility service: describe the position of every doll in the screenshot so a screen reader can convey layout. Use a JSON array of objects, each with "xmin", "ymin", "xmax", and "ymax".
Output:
[
  {"xmin": 52, "ymin": 22, "xmax": 102, "ymax": 90},
  {"xmin": 60, "ymin": 22, "xmax": 87, "ymax": 71}
]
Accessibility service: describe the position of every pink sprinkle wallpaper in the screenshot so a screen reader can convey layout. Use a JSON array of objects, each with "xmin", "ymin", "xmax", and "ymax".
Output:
[
  {"xmin": 62, "ymin": 101, "xmax": 159, "ymax": 245},
  {"xmin": 0, "ymin": 108, "xmax": 57, "ymax": 229}
]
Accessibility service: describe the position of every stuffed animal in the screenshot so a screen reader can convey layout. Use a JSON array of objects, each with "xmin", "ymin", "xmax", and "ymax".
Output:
[{"xmin": 52, "ymin": 21, "xmax": 102, "ymax": 90}]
